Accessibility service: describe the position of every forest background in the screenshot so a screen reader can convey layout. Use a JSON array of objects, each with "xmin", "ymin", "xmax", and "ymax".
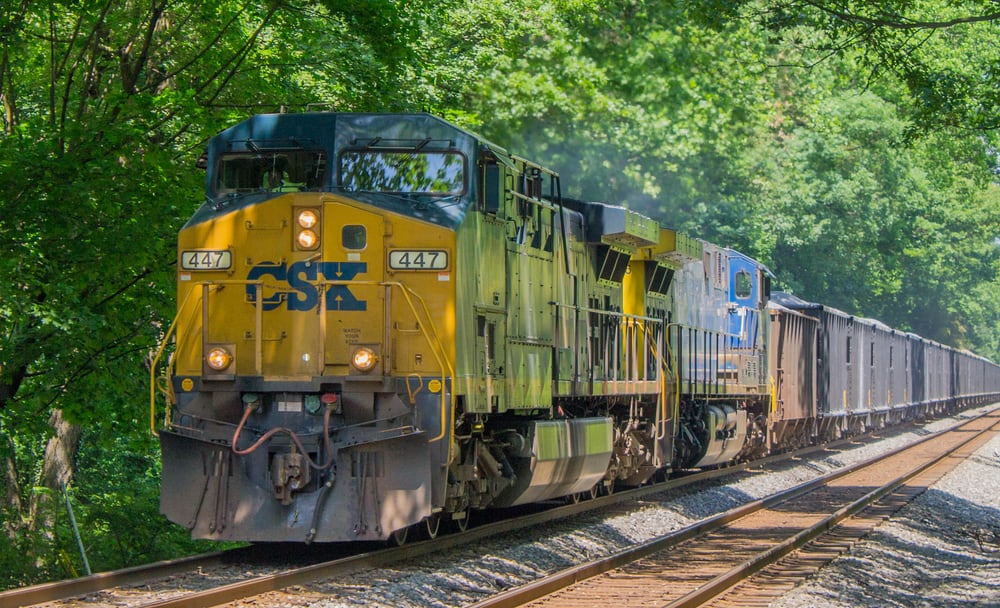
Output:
[{"xmin": 1, "ymin": 0, "xmax": 999, "ymax": 587}]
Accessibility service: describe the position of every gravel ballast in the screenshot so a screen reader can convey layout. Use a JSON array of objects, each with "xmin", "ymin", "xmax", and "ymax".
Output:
[
  {"xmin": 770, "ymin": 422, "xmax": 1000, "ymax": 608},
  {"xmin": 230, "ymin": 404, "xmax": 1000, "ymax": 608}
]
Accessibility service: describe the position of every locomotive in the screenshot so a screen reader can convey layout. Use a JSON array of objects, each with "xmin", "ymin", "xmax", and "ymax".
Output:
[{"xmin": 151, "ymin": 111, "xmax": 1000, "ymax": 543}]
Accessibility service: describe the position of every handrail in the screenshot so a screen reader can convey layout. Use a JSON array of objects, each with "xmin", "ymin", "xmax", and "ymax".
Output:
[
  {"xmin": 550, "ymin": 301, "xmax": 665, "ymax": 386},
  {"xmin": 316, "ymin": 279, "xmax": 456, "ymax": 448},
  {"xmin": 665, "ymin": 323, "xmax": 766, "ymax": 401},
  {"xmin": 641, "ymin": 324, "xmax": 672, "ymax": 443},
  {"xmin": 149, "ymin": 285, "xmax": 210, "ymax": 436},
  {"xmin": 550, "ymin": 299, "xmax": 672, "ymax": 445},
  {"xmin": 388, "ymin": 281, "xmax": 455, "ymax": 459}
]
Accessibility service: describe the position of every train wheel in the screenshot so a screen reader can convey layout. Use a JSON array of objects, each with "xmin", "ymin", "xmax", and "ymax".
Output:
[
  {"xmin": 389, "ymin": 525, "xmax": 409, "ymax": 547},
  {"xmin": 452, "ymin": 511, "xmax": 470, "ymax": 533},
  {"xmin": 424, "ymin": 513, "xmax": 441, "ymax": 540}
]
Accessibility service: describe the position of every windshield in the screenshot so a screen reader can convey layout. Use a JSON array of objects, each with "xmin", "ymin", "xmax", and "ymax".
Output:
[
  {"xmin": 338, "ymin": 151, "xmax": 466, "ymax": 195},
  {"xmin": 215, "ymin": 150, "xmax": 327, "ymax": 193}
]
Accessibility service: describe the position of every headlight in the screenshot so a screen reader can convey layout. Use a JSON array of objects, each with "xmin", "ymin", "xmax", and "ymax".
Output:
[
  {"xmin": 293, "ymin": 207, "xmax": 321, "ymax": 251},
  {"xmin": 351, "ymin": 347, "xmax": 378, "ymax": 372},
  {"xmin": 297, "ymin": 209, "xmax": 319, "ymax": 228},
  {"xmin": 206, "ymin": 347, "xmax": 233, "ymax": 371},
  {"xmin": 297, "ymin": 229, "xmax": 319, "ymax": 249}
]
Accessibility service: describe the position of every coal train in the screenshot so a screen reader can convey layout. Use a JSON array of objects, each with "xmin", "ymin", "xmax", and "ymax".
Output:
[{"xmin": 151, "ymin": 111, "xmax": 1000, "ymax": 543}]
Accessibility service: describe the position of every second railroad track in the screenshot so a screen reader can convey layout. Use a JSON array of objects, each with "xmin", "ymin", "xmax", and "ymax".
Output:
[{"xmin": 472, "ymin": 408, "xmax": 1000, "ymax": 608}]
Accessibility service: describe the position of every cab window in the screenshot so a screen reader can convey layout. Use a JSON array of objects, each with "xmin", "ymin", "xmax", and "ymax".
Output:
[
  {"xmin": 734, "ymin": 270, "xmax": 753, "ymax": 299},
  {"xmin": 338, "ymin": 151, "xmax": 465, "ymax": 194},
  {"xmin": 216, "ymin": 150, "xmax": 326, "ymax": 193}
]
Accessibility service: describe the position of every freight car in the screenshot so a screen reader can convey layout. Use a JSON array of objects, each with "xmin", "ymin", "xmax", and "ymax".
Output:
[
  {"xmin": 770, "ymin": 292, "xmax": 1000, "ymax": 443},
  {"xmin": 150, "ymin": 111, "xmax": 1000, "ymax": 543}
]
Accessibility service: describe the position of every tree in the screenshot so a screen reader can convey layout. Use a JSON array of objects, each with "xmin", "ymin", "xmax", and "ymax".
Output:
[
  {"xmin": 740, "ymin": 44, "xmax": 1000, "ymax": 354},
  {"xmin": 2, "ymin": 0, "xmax": 999, "ymax": 586},
  {"xmin": 454, "ymin": 0, "xmax": 1000, "ymax": 357},
  {"xmin": 442, "ymin": 0, "xmax": 776, "ymax": 239},
  {"xmin": 691, "ymin": 1, "xmax": 1000, "ymax": 138},
  {"xmin": 0, "ymin": 0, "xmax": 446, "ymax": 583}
]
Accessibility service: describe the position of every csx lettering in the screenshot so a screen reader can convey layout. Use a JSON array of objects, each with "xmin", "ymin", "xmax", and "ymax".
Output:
[{"xmin": 246, "ymin": 261, "xmax": 367, "ymax": 311}]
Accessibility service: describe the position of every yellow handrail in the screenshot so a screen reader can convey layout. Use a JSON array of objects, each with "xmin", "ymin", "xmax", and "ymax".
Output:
[
  {"xmin": 148, "ymin": 286, "xmax": 203, "ymax": 436},
  {"xmin": 639, "ymin": 322, "xmax": 672, "ymax": 443}
]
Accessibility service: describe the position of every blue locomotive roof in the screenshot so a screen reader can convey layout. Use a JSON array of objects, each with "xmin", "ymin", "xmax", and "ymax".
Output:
[{"xmin": 187, "ymin": 112, "xmax": 486, "ymax": 229}]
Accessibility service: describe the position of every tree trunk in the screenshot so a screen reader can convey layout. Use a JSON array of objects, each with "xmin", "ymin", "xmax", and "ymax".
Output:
[
  {"xmin": 29, "ymin": 409, "xmax": 82, "ymax": 537},
  {"xmin": 1, "ymin": 432, "xmax": 22, "ymax": 540}
]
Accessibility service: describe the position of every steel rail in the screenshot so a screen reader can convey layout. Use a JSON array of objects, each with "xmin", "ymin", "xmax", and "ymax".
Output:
[
  {"xmin": 468, "ymin": 406, "xmax": 1000, "ymax": 608},
  {"xmin": 0, "ymin": 447, "xmax": 783, "ymax": 608},
  {"xmin": 36, "ymin": 442, "xmax": 838, "ymax": 608},
  {"xmin": 0, "ymin": 549, "xmax": 235, "ymax": 608},
  {"xmin": 136, "ymin": 407, "xmax": 1000, "ymax": 608},
  {"xmin": 664, "ymin": 411, "xmax": 1000, "ymax": 608},
  {"xmin": 5, "ymin": 409, "xmax": 990, "ymax": 608}
]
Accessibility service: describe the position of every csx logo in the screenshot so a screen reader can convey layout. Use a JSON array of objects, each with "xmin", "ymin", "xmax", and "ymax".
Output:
[{"xmin": 246, "ymin": 261, "xmax": 367, "ymax": 311}]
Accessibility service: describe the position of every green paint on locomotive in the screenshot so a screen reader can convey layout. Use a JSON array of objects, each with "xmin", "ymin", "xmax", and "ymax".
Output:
[{"xmin": 155, "ymin": 110, "xmax": 782, "ymax": 543}]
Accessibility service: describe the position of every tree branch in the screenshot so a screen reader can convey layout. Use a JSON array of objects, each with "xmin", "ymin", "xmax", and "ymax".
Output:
[
  {"xmin": 121, "ymin": 0, "xmax": 168, "ymax": 95},
  {"xmin": 803, "ymin": 1, "xmax": 1000, "ymax": 30}
]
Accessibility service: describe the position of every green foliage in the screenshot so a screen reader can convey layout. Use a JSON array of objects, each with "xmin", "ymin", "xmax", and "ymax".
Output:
[
  {"xmin": 0, "ymin": 0, "xmax": 334, "ymax": 585},
  {"xmin": 0, "ymin": 125, "xmax": 187, "ymax": 421},
  {"xmin": 0, "ymin": 428, "xmax": 226, "ymax": 588},
  {"xmin": 450, "ymin": 0, "xmax": 1000, "ymax": 357},
  {"xmin": 692, "ymin": 1, "xmax": 1000, "ymax": 142},
  {"xmin": 70, "ymin": 429, "xmax": 230, "ymax": 574},
  {"xmin": 449, "ymin": 0, "xmax": 776, "ymax": 239},
  {"xmin": 0, "ymin": 524, "xmax": 51, "ymax": 588},
  {"xmin": 1, "ymin": 0, "xmax": 999, "ymax": 589},
  {"xmin": 730, "ymin": 21, "xmax": 1000, "ymax": 352}
]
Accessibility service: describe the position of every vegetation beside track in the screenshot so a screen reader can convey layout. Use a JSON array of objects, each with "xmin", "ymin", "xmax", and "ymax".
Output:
[{"xmin": 2, "ymin": 0, "xmax": 999, "ymax": 588}]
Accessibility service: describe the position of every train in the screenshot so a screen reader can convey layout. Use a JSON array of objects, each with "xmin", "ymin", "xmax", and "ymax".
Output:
[{"xmin": 150, "ymin": 111, "xmax": 1000, "ymax": 544}]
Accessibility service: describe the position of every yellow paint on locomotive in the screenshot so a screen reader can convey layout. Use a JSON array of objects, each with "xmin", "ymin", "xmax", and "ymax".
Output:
[
  {"xmin": 174, "ymin": 192, "xmax": 456, "ymax": 383},
  {"xmin": 623, "ymin": 258, "xmax": 648, "ymax": 373}
]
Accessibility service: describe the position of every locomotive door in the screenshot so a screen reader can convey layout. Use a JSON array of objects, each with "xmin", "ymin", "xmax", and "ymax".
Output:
[
  {"xmin": 322, "ymin": 202, "xmax": 385, "ymax": 375},
  {"xmin": 726, "ymin": 253, "xmax": 762, "ymax": 389},
  {"xmin": 505, "ymin": 200, "xmax": 555, "ymax": 409},
  {"xmin": 727, "ymin": 256, "xmax": 759, "ymax": 348},
  {"xmin": 475, "ymin": 312, "xmax": 506, "ymax": 412}
]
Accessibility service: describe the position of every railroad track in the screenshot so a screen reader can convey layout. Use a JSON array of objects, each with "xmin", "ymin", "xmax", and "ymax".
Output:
[
  {"xmin": 4, "ymin": 408, "xmax": 995, "ymax": 608},
  {"xmin": 1, "ymin": 447, "xmax": 825, "ymax": 607},
  {"xmin": 0, "ymin": 549, "xmax": 240, "ymax": 608},
  {"xmin": 469, "ymin": 409, "xmax": 1000, "ymax": 608}
]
